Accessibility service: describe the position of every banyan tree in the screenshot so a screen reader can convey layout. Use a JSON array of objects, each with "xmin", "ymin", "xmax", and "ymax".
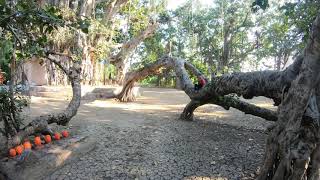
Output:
[{"xmin": 116, "ymin": 13, "xmax": 320, "ymax": 179}]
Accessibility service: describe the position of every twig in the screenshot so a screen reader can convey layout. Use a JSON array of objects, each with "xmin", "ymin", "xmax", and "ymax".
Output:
[
  {"xmin": 46, "ymin": 51, "xmax": 72, "ymax": 59},
  {"xmin": 46, "ymin": 56, "xmax": 69, "ymax": 75},
  {"xmin": 7, "ymin": 25, "xmax": 23, "ymax": 47},
  {"xmin": 0, "ymin": 12, "xmax": 17, "ymax": 24}
]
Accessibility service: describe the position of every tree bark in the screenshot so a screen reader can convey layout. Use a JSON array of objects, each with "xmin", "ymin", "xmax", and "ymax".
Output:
[
  {"xmin": 109, "ymin": 21, "xmax": 158, "ymax": 84},
  {"xmin": 180, "ymin": 96, "xmax": 278, "ymax": 122},
  {"xmin": 257, "ymin": 13, "xmax": 320, "ymax": 180},
  {"xmin": 116, "ymin": 55, "xmax": 171, "ymax": 101},
  {"xmin": 102, "ymin": 0, "xmax": 129, "ymax": 22}
]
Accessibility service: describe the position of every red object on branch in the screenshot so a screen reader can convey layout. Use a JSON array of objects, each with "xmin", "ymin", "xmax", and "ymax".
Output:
[{"xmin": 198, "ymin": 76, "xmax": 206, "ymax": 87}]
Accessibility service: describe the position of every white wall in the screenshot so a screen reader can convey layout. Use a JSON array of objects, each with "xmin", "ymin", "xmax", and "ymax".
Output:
[{"xmin": 23, "ymin": 58, "xmax": 47, "ymax": 86}]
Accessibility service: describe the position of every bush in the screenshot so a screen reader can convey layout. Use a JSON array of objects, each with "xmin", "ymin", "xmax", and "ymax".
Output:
[{"xmin": 0, "ymin": 87, "xmax": 29, "ymax": 137}]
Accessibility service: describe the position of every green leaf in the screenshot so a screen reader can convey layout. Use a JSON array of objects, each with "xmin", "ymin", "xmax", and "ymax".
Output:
[
  {"xmin": 79, "ymin": 20, "xmax": 90, "ymax": 34},
  {"xmin": 16, "ymin": 52, "xmax": 24, "ymax": 59},
  {"xmin": 45, "ymin": 26, "xmax": 54, "ymax": 34}
]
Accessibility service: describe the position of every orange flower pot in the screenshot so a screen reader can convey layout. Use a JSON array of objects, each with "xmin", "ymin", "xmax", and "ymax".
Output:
[
  {"xmin": 61, "ymin": 130, "xmax": 69, "ymax": 138},
  {"xmin": 54, "ymin": 133, "xmax": 61, "ymax": 140},
  {"xmin": 34, "ymin": 136, "xmax": 42, "ymax": 146},
  {"xmin": 44, "ymin": 135, "xmax": 52, "ymax": 143},
  {"xmin": 9, "ymin": 148, "xmax": 16, "ymax": 157},
  {"xmin": 23, "ymin": 141, "xmax": 32, "ymax": 149},
  {"xmin": 15, "ymin": 145, "xmax": 24, "ymax": 155}
]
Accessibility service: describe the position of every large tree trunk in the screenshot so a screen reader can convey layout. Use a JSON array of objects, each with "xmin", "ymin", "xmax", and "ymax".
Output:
[
  {"xmin": 256, "ymin": 14, "xmax": 320, "ymax": 180},
  {"xmin": 90, "ymin": 47, "xmax": 97, "ymax": 85},
  {"xmin": 116, "ymin": 55, "xmax": 171, "ymax": 101}
]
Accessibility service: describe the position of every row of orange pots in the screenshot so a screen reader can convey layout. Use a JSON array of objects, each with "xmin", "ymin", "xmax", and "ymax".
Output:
[{"xmin": 8, "ymin": 130, "xmax": 69, "ymax": 157}]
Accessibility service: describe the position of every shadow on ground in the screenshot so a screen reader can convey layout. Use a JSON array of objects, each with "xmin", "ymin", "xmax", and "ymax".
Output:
[{"xmin": 23, "ymin": 87, "xmax": 272, "ymax": 180}]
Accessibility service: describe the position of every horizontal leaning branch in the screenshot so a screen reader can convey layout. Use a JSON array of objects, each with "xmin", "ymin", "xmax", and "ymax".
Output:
[{"xmin": 117, "ymin": 55, "xmax": 280, "ymax": 121}]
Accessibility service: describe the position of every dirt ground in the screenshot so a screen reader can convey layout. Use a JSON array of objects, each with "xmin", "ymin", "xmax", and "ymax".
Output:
[{"xmin": 24, "ymin": 87, "xmax": 275, "ymax": 180}]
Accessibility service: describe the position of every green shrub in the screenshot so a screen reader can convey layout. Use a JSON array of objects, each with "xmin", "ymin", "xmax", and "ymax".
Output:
[{"xmin": 0, "ymin": 87, "xmax": 29, "ymax": 137}]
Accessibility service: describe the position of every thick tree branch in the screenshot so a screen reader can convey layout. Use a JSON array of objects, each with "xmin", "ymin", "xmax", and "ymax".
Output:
[
  {"xmin": 213, "ymin": 96, "xmax": 278, "ymax": 121},
  {"xmin": 7, "ymin": 25, "xmax": 23, "ymax": 47},
  {"xmin": 46, "ymin": 56, "xmax": 69, "ymax": 75},
  {"xmin": 190, "ymin": 55, "xmax": 303, "ymax": 103},
  {"xmin": 109, "ymin": 21, "xmax": 158, "ymax": 83},
  {"xmin": 110, "ymin": 21, "xmax": 158, "ymax": 64},
  {"xmin": 117, "ymin": 55, "xmax": 280, "ymax": 121},
  {"xmin": 180, "ymin": 96, "xmax": 278, "ymax": 122},
  {"xmin": 116, "ymin": 55, "xmax": 172, "ymax": 101},
  {"xmin": 103, "ymin": 0, "xmax": 129, "ymax": 22},
  {"xmin": 185, "ymin": 61, "xmax": 204, "ymax": 77}
]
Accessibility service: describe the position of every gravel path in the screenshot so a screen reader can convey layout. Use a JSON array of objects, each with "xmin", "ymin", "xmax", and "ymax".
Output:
[{"xmin": 26, "ymin": 88, "xmax": 274, "ymax": 180}]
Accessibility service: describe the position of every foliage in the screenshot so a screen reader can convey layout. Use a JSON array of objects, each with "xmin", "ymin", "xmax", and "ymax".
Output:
[
  {"xmin": 0, "ymin": 0, "xmax": 69, "ymax": 83},
  {"xmin": 0, "ymin": 87, "xmax": 28, "ymax": 137},
  {"xmin": 280, "ymin": 0, "xmax": 320, "ymax": 46},
  {"xmin": 88, "ymin": 19, "xmax": 114, "ymax": 61},
  {"xmin": 251, "ymin": 0, "xmax": 320, "ymax": 70},
  {"xmin": 120, "ymin": 0, "xmax": 165, "ymax": 38},
  {"xmin": 105, "ymin": 64, "xmax": 117, "ymax": 80},
  {"xmin": 0, "ymin": 1, "xmax": 64, "ymax": 58},
  {"xmin": 131, "ymin": 0, "xmax": 319, "ymax": 77},
  {"xmin": 134, "ymin": 0, "xmax": 257, "ymax": 83},
  {"xmin": 140, "ymin": 76, "xmax": 158, "ymax": 86},
  {"xmin": 0, "ymin": 40, "xmax": 13, "ymax": 82},
  {"xmin": 251, "ymin": 0, "xmax": 269, "ymax": 11}
]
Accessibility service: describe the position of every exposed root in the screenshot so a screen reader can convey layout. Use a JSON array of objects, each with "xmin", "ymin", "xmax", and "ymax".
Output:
[{"xmin": 180, "ymin": 100, "xmax": 206, "ymax": 121}]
